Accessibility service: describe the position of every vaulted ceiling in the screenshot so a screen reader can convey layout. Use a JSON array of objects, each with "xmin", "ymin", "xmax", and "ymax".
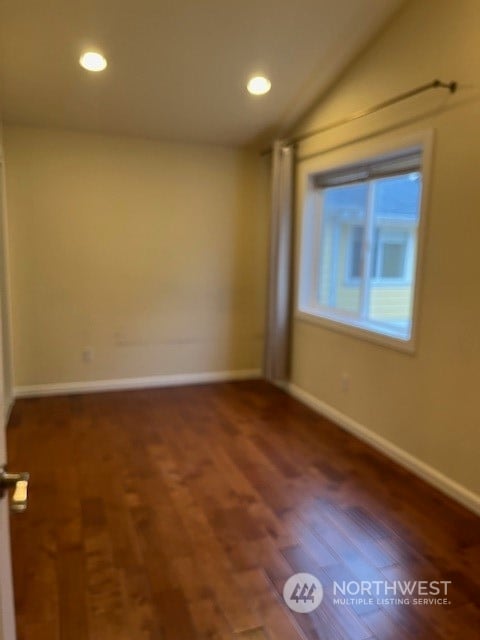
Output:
[{"xmin": 0, "ymin": 0, "xmax": 403, "ymax": 146}]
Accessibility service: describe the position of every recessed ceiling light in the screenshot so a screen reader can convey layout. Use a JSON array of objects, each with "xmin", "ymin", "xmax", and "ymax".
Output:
[
  {"xmin": 79, "ymin": 51, "xmax": 107, "ymax": 72},
  {"xmin": 247, "ymin": 75, "xmax": 271, "ymax": 96}
]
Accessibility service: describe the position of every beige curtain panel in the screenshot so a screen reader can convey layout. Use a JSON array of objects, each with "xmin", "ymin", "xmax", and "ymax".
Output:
[{"xmin": 263, "ymin": 141, "xmax": 294, "ymax": 383}]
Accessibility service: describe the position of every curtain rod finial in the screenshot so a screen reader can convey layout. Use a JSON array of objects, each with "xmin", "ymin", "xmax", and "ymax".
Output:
[
  {"xmin": 434, "ymin": 79, "xmax": 457, "ymax": 93},
  {"xmin": 448, "ymin": 81, "xmax": 458, "ymax": 93}
]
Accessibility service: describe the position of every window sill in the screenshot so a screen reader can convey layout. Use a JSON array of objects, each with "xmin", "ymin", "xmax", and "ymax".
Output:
[{"xmin": 295, "ymin": 308, "xmax": 416, "ymax": 354}]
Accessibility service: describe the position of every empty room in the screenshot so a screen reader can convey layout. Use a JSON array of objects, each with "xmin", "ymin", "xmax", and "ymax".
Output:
[{"xmin": 0, "ymin": 0, "xmax": 479, "ymax": 639}]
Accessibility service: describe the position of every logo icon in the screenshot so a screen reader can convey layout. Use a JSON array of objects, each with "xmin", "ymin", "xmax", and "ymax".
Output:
[{"xmin": 283, "ymin": 573, "xmax": 323, "ymax": 613}]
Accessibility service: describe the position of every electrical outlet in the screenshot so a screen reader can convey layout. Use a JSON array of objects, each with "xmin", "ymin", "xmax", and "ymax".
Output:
[
  {"xmin": 341, "ymin": 373, "xmax": 350, "ymax": 392},
  {"xmin": 82, "ymin": 346, "xmax": 94, "ymax": 363}
]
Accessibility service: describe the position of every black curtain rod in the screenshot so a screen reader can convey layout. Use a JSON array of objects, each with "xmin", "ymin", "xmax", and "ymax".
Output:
[{"xmin": 262, "ymin": 79, "xmax": 457, "ymax": 155}]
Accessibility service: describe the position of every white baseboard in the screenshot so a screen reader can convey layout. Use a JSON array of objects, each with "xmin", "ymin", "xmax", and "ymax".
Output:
[
  {"xmin": 14, "ymin": 369, "xmax": 262, "ymax": 399},
  {"xmin": 287, "ymin": 383, "xmax": 480, "ymax": 517}
]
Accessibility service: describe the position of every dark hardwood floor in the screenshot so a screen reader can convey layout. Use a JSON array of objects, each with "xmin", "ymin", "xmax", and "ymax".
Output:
[{"xmin": 6, "ymin": 380, "xmax": 480, "ymax": 639}]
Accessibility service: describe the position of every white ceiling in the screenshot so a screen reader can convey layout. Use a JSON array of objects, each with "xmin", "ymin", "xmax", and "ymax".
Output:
[{"xmin": 0, "ymin": 0, "xmax": 403, "ymax": 146}]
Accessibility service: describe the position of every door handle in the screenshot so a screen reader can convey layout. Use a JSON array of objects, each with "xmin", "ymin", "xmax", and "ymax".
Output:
[{"xmin": 0, "ymin": 467, "xmax": 30, "ymax": 513}]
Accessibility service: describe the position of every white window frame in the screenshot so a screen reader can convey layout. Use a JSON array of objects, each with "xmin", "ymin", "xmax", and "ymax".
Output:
[{"xmin": 296, "ymin": 130, "xmax": 434, "ymax": 353}]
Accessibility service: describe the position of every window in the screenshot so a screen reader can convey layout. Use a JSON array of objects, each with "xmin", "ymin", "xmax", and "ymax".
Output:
[
  {"xmin": 346, "ymin": 225, "xmax": 363, "ymax": 280},
  {"xmin": 299, "ymin": 147, "xmax": 425, "ymax": 346}
]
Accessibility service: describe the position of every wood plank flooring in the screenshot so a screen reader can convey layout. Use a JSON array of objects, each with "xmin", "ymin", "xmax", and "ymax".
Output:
[{"xmin": 6, "ymin": 380, "xmax": 480, "ymax": 639}]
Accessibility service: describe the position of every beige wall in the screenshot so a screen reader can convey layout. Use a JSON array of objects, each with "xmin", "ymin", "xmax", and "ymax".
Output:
[
  {"xmin": 4, "ymin": 126, "xmax": 268, "ymax": 387},
  {"xmin": 291, "ymin": 0, "xmax": 480, "ymax": 495}
]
